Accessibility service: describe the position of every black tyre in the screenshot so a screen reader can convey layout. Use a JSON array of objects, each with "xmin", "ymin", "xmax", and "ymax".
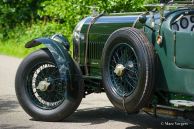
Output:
[
  {"xmin": 15, "ymin": 48, "xmax": 84, "ymax": 121},
  {"xmin": 102, "ymin": 28, "xmax": 155, "ymax": 113}
]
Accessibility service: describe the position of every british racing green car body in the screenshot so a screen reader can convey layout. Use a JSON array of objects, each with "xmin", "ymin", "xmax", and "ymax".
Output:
[{"xmin": 15, "ymin": 0, "xmax": 194, "ymax": 121}]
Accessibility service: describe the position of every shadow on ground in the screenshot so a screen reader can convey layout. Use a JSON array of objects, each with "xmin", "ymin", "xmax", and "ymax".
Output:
[
  {"xmin": 64, "ymin": 106, "xmax": 194, "ymax": 129},
  {"xmin": 0, "ymin": 96, "xmax": 19, "ymax": 114},
  {"xmin": 0, "ymin": 124, "xmax": 31, "ymax": 129}
]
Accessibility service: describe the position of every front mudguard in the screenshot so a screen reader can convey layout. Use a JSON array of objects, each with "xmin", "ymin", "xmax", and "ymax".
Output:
[
  {"xmin": 26, "ymin": 37, "xmax": 71, "ymax": 80},
  {"xmin": 25, "ymin": 36, "xmax": 84, "ymax": 96}
]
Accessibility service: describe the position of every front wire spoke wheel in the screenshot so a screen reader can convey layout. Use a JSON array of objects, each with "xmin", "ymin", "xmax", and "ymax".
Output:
[
  {"xmin": 15, "ymin": 49, "xmax": 84, "ymax": 121},
  {"xmin": 28, "ymin": 63, "xmax": 66, "ymax": 110}
]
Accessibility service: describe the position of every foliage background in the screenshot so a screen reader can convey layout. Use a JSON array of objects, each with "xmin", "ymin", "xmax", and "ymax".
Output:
[{"xmin": 0, "ymin": 0, "xmax": 157, "ymax": 57}]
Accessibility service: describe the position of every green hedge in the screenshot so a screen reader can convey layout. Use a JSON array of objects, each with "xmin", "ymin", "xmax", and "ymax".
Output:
[
  {"xmin": 0, "ymin": 0, "xmax": 150, "ymax": 39},
  {"xmin": 0, "ymin": 0, "xmax": 158, "ymax": 57}
]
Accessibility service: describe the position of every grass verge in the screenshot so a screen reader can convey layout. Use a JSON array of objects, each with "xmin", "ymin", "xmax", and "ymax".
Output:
[
  {"xmin": 0, "ymin": 40, "xmax": 40, "ymax": 58},
  {"xmin": 0, "ymin": 22, "xmax": 72, "ymax": 58}
]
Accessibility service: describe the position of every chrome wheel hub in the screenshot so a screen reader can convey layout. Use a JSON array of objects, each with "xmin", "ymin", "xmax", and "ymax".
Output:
[
  {"xmin": 36, "ymin": 78, "xmax": 50, "ymax": 91},
  {"xmin": 114, "ymin": 64, "xmax": 125, "ymax": 77}
]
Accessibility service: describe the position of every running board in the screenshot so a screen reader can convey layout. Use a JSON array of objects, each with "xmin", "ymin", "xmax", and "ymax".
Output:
[{"xmin": 142, "ymin": 105, "xmax": 194, "ymax": 121}]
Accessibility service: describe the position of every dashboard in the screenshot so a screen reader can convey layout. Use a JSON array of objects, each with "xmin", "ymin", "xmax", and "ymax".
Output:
[{"xmin": 171, "ymin": 15, "xmax": 194, "ymax": 32}]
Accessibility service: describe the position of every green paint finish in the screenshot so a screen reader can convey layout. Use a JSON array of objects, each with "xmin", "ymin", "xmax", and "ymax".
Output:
[
  {"xmin": 145, "ymin": 9, "xmax": 194, "ymax": 96},
  {"xmin": 72, "ymin": 8, "xmax": 194, "ymax": 98},
  {"xmin": 175, "ymin": 32, "xmax": 194, "ymax": 69},
  {"xmin": 78, "ymin": 15, "xmax": 141, "ymax": 76}
]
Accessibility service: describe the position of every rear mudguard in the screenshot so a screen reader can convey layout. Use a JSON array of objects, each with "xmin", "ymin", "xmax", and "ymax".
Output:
[{"xmin": 25, "ymin": 35, "xmax": 83, "ymax": 91}]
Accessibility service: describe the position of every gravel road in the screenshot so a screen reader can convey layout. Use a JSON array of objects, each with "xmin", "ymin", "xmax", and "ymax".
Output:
[{"xmin": 0, "ymin": 55, "xmax": 194, "ymax": 129}]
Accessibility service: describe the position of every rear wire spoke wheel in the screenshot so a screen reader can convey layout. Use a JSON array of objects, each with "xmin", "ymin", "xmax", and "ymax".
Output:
[
  {"xmin": 15, "ymin": 49, "xmax": 84, "ymax": 121},
  {"xmin": 109, "ymin": 43, "xmax": 139, "ymax": 97},
  {"xmin": 102, "ymin": 28, "xmax": 155, "ymax": 113}
]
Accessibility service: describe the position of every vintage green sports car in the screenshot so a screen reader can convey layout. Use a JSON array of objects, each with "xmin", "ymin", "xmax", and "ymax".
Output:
[{"xmin": 15, "ymin": 0, "xmax": 194, "ymax": 121}]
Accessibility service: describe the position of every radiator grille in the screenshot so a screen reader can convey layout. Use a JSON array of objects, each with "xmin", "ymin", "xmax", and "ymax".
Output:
[{"xmin": 88, "ymin": 42, "xmax": 104, "ymax": 60}]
